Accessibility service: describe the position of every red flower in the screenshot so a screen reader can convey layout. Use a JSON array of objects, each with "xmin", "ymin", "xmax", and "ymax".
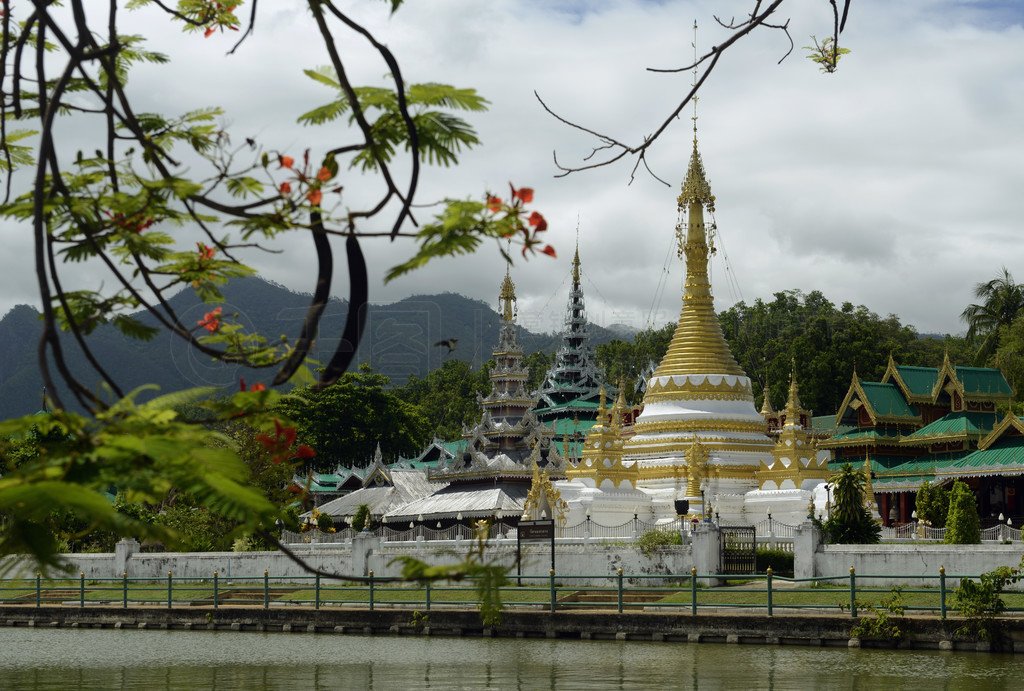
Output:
[
  {"xmin": 279, "ymin": 155, "xmax": 294, "ymax": 169},
  {"xmin": 511, "ymin": 186, "xmax": 534, "ymax": 204},
  {"xmin": 316, "ymin": 167, "xmax": 331, "ymax": 182},
  {"xmin": 257, "ymin": 418, "xmax": 312, "ymax": 464},
  {"xmin": 487, "ymin": 196, "xmax": 502, "ymax": 213},
  {"xmin": 279, "ymin": 182, "xmax": 291, "ymax": 194},
  {"xmin": 251, "ymin": 382, "xmax": 266, "ymax": 392},
  {"xmin": 197, "ymin": 242, "xmax": 215, "ymax": 260},
  {"xmin": 306, "ymin": 189, "xmax": 322, "ymax": 206},
  {"xmin": 197, "ymin": 307, "xmax": 222, "ymax": 332},
  {"xmin": 528, "ymin": 211, "xmax": 547, "ymax": 232},
  {"xmin": 204, "ymin": 26, "xmax": 216, "ymax": 38},
  {"xmin": 540, "ymin": 245, "xmax": 557, "ymax": 258}
]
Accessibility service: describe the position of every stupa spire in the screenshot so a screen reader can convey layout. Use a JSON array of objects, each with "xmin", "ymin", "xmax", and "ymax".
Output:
[
  {"xmin": 499, "ymin": 265, "xmax": 517, "ymax": 323},
  {"xmin": 649, "ymin": 129, "xmax": 742, "ymax": 378}
]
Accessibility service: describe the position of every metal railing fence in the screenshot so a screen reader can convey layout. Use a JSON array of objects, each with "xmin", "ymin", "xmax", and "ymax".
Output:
[
  {"xmin": 284, "ymin": 517, "xmax": 814, "ymax": 544},
  {"xmin": 2, "ymin": 567, "xmax": 1020, "ymax": 620}
]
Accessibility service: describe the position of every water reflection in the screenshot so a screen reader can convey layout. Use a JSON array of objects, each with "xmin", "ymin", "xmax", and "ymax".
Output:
[{"xmin": 1, "ymin": 628, "xmax": 1024, "ymax": 690}]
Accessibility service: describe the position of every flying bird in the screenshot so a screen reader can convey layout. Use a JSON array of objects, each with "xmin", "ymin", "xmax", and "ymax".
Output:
[{"xmin": 434, "ymin": 338, "xmax": 459, "ymax": 353}]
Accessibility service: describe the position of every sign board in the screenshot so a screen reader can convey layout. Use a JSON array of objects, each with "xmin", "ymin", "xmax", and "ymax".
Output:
[{"xmin": 518, "ymin": 519, "xmax": 555, "ymax": 541}]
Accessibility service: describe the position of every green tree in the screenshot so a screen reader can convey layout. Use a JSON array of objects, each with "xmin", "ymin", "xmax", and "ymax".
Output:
[
  {"xmin": 961, "ymin": 268, "xmax": 1024, "ymax": 366},
  {"xmin": 944, "ymin": 481, "xmax": 981, "ymax": 545},
  {"xmin": 596, "ymin": 322, "xmax": 675, "ymax": 403},
  {"xmin": 993, "ymin": 316, "xmax": 1024, "ymax": 411},
  {"xmin": 820, "ymin": 464, "xmax": 881, "ymax": 544},
  {"xmin": 523, "ymin": 350, "xmax": 554, "ymax": 392},
  {"xmin": 719, "ymin": 290, "xmax": 969, "ymax": 415},
  {"xmin": 275, "ymin": 365, "xmax": 430, "ymax": 470},
  {"xmin": 0, "ymin": 0, "xmax": 556, "ymax": 572},
  {"xmin": 915, "ymin": 481, "xmax": 950, "ymax": 528},
  {"xmin": 351, "ymin": 504, "xmax": 371, "ymax": 532},
  {"xmin": 396, "ymin": 359, "xmax": 492, "ymax": 442}
]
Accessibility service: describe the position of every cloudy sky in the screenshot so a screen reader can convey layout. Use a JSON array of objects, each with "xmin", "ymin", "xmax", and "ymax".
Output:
[{"xmin": 2, "ymin": 0, "xmax": 1023, "ymax": 338}]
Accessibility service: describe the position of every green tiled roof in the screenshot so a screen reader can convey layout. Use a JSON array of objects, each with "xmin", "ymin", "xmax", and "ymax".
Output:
[
  {"xmin": 534, "ymin": 399, "xmax": 601, "ymax": 415},
  {"xmin": 548, "ymin": 417, "xmax": 600, "ymax": 436},
  {"xmin": 941, "ymin": 436, "xmax": 1024, "ymax": 476},
  {"xmin": 829, "ymin": 454, "xmax": 912, "ymax": 472},
  {"xmin": 820, "ymin": 428, "xmax": 902, "ymax": 447},
  {"xmin": 859, "ymin": 382, "xmax": 918, "ymax": 419},
  {"xmin": 955, "ymin": 367, "xmax": 1014, "ymax": 397},
  {"xmin": 900, "ymin": 411, "xmax": 998, "ymax": 444},
  {"xmin": 810, "ymin": 415, "xmax": 852, "ymax": 436},
  {"xmin": 895, "ymin": 366, "xmax": 939, "ymax": 397}
]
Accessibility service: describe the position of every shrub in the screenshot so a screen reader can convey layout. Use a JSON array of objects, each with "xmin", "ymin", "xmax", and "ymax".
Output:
[
  {"xmin": 351, "ymin": 504, "xmax": 371, "ymax": 532},
  {"xmin": 755, "ymin": 548, "xmax": 794, "ymax": 576},
  {"xmin": 944, "ymin": 481, "xmax": 981, "ymax": 544},
  {"xmin": 819, "ymin": 464, "xmax": 881, "ymax": 544},
  {"xmin": 635, "ymin": 528, "xmax": 682, "ymax": 557},
  {"xmin": 317, "ymin": 512, "xmax": 335, "ymax": 533},
  {"xmin": 916, "ymin": 481, "xmax": 950, "ymax": 528}
]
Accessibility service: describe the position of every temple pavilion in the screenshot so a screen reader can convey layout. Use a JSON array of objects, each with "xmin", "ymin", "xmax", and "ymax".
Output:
[
  {"xmin": 379, "ymin": 267, "xmax": 567, "ymax": 525},
  {"xmin": 820, "ymin": 354, "xmax": 1018, "ymax": 524}
]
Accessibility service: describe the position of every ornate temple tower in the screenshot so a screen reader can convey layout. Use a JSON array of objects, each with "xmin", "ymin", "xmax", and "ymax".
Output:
[
  {"xmin": 623, "ymin": 135, "xmax": 774, "ymax": 515},
  {"xmin": 536, "ymin": 244, "xmax": 608, "ymax": 422},
  {"xmin": 428, "ymin": 266, "xmax": 564, "ymax": 479}
]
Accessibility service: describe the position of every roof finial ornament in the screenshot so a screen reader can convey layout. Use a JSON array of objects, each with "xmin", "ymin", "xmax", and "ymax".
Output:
[
  {"xmin": 572, "ymin": 234, "xmax": 581, "ymax": 286},
  {"xmin": 499, "ymin": 262, "xmax": 517, "ymax": 323},
  {"xmin": 692, "ymin": 20, "xmax": 699, "ymax": 146}
]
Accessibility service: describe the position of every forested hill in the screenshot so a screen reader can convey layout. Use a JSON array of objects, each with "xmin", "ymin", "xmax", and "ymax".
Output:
[
  {"xmin": 597, "ymin": 290, "xmax": 974, "ymax": 417},
  {"xmin": 0, "ymin": 277, "xmax": 623, "ymax": 421}
]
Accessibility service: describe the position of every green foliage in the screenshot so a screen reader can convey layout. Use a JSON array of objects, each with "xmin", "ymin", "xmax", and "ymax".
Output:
[
  {"xmin": 944, "ymin": 481, "xmax": 981, "ymax": 544},
  {"xmin": 993, "ymin": 315, "xmax": 1024, "ymax": 407},
  {"xmin": 962, "ymin": 268, "xmax": 1024, "ymax": 367},
  {"xmin": 719, "ymin": 290, "xmax": 970, "ymax": 415},
  {"xmin": 351, "ymin": 505, "xmax": 371, "ymax": 533},
  {"xmin": 755, "ymin": 549, "xmax": 794, "ymax": 577},
  {"xmin": 394, "ymin": 359, "xmax": 492, "ymax": 442},
  {"xmin": 299, "ymin": 72, "xmax": 488, "ymax": 169},
  {"xmin": 316, "ymin": 512, "xmax": 335, "ymax": 533},
  {"xmin": 523, "ymin": 350, "xmax": 554, "ymax": 392},
  {"xmin": 274, "ymin": 365, "xmax": 430, "ymax": 469},
  {"xmin": 915, "ymin": 481, "xmax": 950, "ymax": 528},
  {"xmin": 634, "ymin": 528, "xmax": 682, "ymax": 557},
  {"xmin": 819, "ymin": 464, "xmax": 881, "ymax": 544},
  {"xmin": 804, "ymin": 36, "xmax": 851, "ymax": 73},
  {"xmin": 952, "ymin": 556, "xmax": 1024, "ymax": 641},
  {"xmin": 595, "ymin": 323, "xmax": 676, "ymax": 404},
  {"xmin": 850, "ymin": 587, "xmax": 905, "ymax": 642}
]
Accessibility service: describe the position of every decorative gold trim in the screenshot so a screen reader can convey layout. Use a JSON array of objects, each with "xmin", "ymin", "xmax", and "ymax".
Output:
[
  {"xmin": 631, "ymin": 418, "xmax": 767, "ymax": 435},
  {"xmin": 978, "ymin": 413, "xmax": 1024, "ymax": 451},
  {"xmin": 523, "ymin": 463, "xmax": 568, "ymax": 524}
]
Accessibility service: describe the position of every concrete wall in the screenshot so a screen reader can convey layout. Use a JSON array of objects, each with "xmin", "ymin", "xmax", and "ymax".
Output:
[
  {"xmin": 814, "ymin": 543, "xmax": 1024, "ymax": 586},
  {"xmin": 23, "ymin": 536, "xmax": 694, "ymax": 587},
  {"xmin": 9, "ymin": 524, "xmax": 1022, "ymax": 588}
]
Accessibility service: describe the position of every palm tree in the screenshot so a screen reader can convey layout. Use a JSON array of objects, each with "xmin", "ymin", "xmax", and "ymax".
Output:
[{"xmin": 961, "ymin": 268, "xmax": 1024, "ymax": 366}]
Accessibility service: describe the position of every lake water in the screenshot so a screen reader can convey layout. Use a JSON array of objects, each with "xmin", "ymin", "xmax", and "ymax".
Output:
[{"xmin": 1, "ymin": 628, "xmax": 1023, "ymax": 690}]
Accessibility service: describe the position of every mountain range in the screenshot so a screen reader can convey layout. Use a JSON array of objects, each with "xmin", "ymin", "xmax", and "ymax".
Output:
[{"xmin": 0, "ymin": 277, "xmax": 627, "ymax": 420}]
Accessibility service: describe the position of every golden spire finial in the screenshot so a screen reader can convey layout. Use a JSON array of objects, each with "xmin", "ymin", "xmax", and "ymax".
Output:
[
  {"xmin": 498, "ymin": 264, "xmax": 517, "ymax": 322},
  {"xmin": 760, "ymin": 385, "xmax": 774, "ymax": 415},
  {"xmin": 692, "ymin": 20, "xmax": 699, "ymax": 144},
  {"xmin": 786, "ymin": 359, "xmax": 801, "ymax": 417},
  {"xmin": 595, "ymin": 385, "xmax": 608, "ymax": 426}
]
